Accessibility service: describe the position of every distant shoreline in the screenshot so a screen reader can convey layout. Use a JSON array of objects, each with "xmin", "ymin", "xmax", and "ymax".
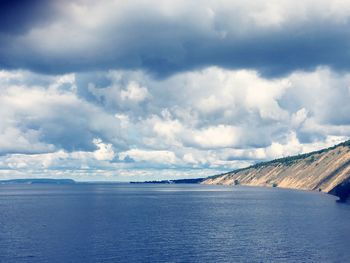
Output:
[
  {"xmin": 0, "ymin": 178, "xmax": 205, "ymax": 185},
  {"xmin": 130, "ymin": 178, "xmax": 205, "ymax": 184},
  {"xmin": 0, "ymin": 178, "xmax": 76, "ymax": 185}
]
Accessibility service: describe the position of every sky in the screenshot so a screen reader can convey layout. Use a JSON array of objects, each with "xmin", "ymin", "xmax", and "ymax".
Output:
[{"xmin": 0, "ymin": 0, "xmax": 349, "ymax": 181}]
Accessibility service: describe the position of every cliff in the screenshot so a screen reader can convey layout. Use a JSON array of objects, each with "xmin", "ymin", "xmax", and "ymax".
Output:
[{"xmin": 202, "ymin": 140, "xmax": 350, "ymax": 200}]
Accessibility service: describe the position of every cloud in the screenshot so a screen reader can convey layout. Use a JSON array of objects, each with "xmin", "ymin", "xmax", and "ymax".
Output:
[
  {"xmin": 0, "ymin": 127, "xmax": 55, "ymax": 155},
  {"xmin": 1, "ymin": 1, "xmax": 350, "ymax": 181},
  {"xmin": 2, "ymin": 137, "xmax": 116, "ymax": 171},
  {"xmin": 0, "ymin": 0, "xmax": 59, "ymax": 34},
  {"xmin": 93, "ymin": 138, "xmax": 115, "ymax": 161},
  {"xmin": 0, "ymin": 66, "xmax": 349, "ymax": 180},
  {"xmin": 2, "ymin": 1, "xmax": 350, "ymax": 76},
  {"xmin": 0, "ymin": 70, "xmax": 125, "ymax": 154},
  {"xmin": 188, "ymin": 125, "xmax": 241, "ymax": 149},
  {"xmin": 119, "ymin": 149, "xmax": 178, "ymax": 165},
  {"xmin": 120, "ymin": 81, "xmax": 149, "ymax": 102}
]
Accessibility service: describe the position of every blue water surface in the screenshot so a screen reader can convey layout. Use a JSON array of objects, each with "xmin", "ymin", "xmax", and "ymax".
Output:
[{"xmin": 0, "ymin": 184, "xmax": 349, "ymax": 263}]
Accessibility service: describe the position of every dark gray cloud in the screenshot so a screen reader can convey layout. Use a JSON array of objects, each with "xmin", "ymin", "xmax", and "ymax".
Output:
[
  {"xmin": 1, "ymin": 1, "xmax": 350, "ymax": 77},
  {"xmin": 0, "ymin": 0, "xmax": 59, "ymax": 34}
]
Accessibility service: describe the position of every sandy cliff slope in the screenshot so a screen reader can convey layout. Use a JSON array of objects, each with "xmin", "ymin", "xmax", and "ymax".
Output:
[{"xmin": 202, "ymin": 140, "xmax": 350, "ymax": 194}]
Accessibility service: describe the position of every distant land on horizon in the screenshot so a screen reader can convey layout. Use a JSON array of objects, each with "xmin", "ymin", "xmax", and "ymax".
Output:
[
  {"xmin": 0, "ymin": 178, "xmax": 76, "ymax": 185},
  {"xmin": 0, "ymin": 178, "xmax": 205, "ymax": 185},
  {"xmin": 0, "ymin": 179, "xmax": 130, "ymax": 185},
  {"xmin": 130, "ymin": 178, "xmax": 205, "ymax": 184}
]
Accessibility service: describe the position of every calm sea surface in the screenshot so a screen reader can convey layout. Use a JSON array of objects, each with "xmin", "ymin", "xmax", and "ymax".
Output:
[{"xmin": 0, "ymin": 184, "xmax": 349, "ymax": 263}]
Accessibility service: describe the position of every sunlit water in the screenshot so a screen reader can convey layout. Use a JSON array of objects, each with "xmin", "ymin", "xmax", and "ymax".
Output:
[{"xmin": 0, "ymin": 184, "xmax": 349, "ymax": 263}]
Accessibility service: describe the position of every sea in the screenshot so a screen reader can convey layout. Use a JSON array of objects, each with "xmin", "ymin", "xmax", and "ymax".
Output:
[{"xmin": 0, "ymin": 183, "xmax": 349, "ymax": 263}]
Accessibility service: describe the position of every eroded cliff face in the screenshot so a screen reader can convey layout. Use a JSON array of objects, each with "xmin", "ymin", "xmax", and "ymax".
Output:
[{"xmin": 203, "ymin": 141, "xmax": 350, "ymax": 194}]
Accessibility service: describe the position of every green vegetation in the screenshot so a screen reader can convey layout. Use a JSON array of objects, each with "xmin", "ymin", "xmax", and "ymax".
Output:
[{"xmin": 306, "ymin": 155, "xmax": 316, "ymax": 164}]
